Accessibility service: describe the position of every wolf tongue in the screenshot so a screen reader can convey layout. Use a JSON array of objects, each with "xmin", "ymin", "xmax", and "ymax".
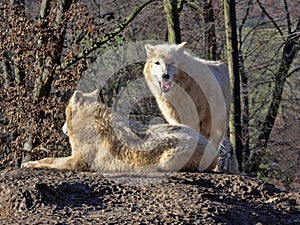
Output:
[{"xmin": 161, "ymin": 81, "xmax": 170, "ymax": 91}]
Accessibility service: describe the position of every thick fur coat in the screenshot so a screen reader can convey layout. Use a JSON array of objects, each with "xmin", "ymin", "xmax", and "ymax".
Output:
[
  {"xmin": 143, "ymin": 43, "xmax": 238, "ymax": 172},
  {"xmin": 22, "ymin": 90, "xmax": 218, "ymax": 172}
]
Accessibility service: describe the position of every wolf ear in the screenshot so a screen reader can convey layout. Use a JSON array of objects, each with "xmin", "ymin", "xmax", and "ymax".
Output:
[
  {"xmin": 86, "ymin": 89, "xmax": 99, "ymax": 100},
  {"xmin": 175, "ymin": 42, "xmax": 187, "ymax": 53},
  {"xmin": 71, "ymin": 90, "xmax": 84, "ymax": 110},
  {"xmin": 145, "ymin": 44, "xmax": 155, "ymax": 56}
]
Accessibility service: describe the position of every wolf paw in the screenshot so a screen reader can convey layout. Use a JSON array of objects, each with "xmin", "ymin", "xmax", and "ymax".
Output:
[{"xmin": 21, "ymin": 161, "xmax": 37, "ymax": 169}]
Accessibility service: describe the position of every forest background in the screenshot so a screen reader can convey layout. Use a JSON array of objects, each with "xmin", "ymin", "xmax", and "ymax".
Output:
[{"xmin": 0, "ymin": 0, "xmax": 299, "ymax": 191}]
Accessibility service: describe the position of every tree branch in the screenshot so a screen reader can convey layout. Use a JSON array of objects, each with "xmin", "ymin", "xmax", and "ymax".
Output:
[
  {"xmin": 55, "ymin": 0, "xmax": 154, "ymax": 73},
  {"xmin": 283, "ymin": 0, "xmax": 291, "ymax": 34},
  {"xmin": 256, "ymin": 0, "xmax": 283, "ymax": 38},
  {"xmin": 287, "ymin": 67, "xmax": 300, "ymax": 78}
]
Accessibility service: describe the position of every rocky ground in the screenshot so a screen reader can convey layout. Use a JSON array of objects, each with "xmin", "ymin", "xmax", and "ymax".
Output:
[{"xmin": 0, "ymin": 168, "xmax": 299, "ymax": 224}]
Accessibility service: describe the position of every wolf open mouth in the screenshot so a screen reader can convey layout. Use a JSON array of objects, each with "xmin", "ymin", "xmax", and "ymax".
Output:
[{"xmin": 159, "ymin": 80, "xmax": 172, "ymax": 93}]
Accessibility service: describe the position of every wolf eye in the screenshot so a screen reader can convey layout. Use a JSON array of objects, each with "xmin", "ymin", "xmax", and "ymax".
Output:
[{"xmin": 154, "ymin": 61, "xmax": 160, "ymax": 65}]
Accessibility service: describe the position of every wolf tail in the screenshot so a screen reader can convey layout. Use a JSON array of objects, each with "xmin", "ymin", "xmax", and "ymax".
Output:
[{"xmin": 218, "ymin": 137, "xmax": 239, "ymax": 173}]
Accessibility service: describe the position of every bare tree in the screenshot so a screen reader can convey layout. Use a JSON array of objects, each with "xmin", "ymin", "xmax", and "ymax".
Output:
[
  {"xmin": 237, "ymin": 0, "xmax": 253, "ymax": 171},
  {"xmin": 249, "ymin": 0, "xmax": 300, "ymax": 173},
  {"xmin": 235, "ymin": 1, "xmax": 300, "ymax": 187},
  {"xmin": 224, "ymin": 0, "xmax": 243, "ymax": 172}
]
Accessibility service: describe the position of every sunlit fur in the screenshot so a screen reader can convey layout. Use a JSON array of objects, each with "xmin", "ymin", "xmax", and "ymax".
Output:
[
  {"xmin": 144, "ymin": 43, "xmax": 239, "ymax": 173},
  {"xmin": 21, "ymin": 90, "xmax": 218, "ymax": 172}
]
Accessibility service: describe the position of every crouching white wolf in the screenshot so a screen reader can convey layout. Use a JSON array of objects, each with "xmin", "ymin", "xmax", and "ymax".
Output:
[
  {"xmin": 143, "ymin": 42, "xmax": 238, "ymax": 173},
  {"xmin": 21, "ymin": 90, "xmax": 219, "ymax": 172}
]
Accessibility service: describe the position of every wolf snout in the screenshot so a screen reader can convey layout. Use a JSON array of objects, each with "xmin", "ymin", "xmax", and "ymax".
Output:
[{"xmin": 162, "ymin": 74, "xmax": 170, "ymax": 80}]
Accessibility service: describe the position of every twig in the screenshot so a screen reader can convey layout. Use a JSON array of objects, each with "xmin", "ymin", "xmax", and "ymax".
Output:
[{"xmin": 55, "ymin": 0, "xmax": 154, "ymax": 73}]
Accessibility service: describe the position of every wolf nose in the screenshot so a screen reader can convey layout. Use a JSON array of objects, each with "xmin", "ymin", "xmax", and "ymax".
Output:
[{"xmin": 162, "ymin": 74, "xmax": 170, "ymax": 80}]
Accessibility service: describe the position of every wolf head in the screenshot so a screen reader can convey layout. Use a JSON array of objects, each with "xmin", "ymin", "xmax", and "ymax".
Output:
[
  {"xmin": 62, "ymin": 89, "xmax": 99, "ymax": 135},
  {"xmin": 144, "ymin": 42, "xmax": 186, "ymax": 93}
]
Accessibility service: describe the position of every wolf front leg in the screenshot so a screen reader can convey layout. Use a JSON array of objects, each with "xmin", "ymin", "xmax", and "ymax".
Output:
[{"xmin": 21, "ymin": 154, "xmax": 90, "ymax": 171}]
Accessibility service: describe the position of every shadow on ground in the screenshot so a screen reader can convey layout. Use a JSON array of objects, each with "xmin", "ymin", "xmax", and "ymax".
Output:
[{"xmin": 0, "ymin": 168, "xmax": 299, "ymax": 224}]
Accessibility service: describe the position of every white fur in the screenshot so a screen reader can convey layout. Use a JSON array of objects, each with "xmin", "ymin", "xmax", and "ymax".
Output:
[{"xmin": 144, "ymin": 43, "xmax": 233, "ymax": 170}]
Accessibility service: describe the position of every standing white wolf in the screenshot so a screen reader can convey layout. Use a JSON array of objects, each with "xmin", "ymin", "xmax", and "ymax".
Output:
[{"xmin": 143, "ymin": 42, "xmax": 238, "ymax": 172}]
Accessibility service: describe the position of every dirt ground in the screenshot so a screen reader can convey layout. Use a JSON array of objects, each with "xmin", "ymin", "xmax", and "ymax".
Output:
[{"xmin": 0, "ymin": 168, "xmax": 299, "ymax": 225}]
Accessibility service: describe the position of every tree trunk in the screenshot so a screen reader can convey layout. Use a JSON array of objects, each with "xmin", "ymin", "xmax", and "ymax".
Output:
[
  {"xmin": 240, "ymin": 53, "xmax": 250, "ymax": 169},
  {"xmin": 163, "ymin": 0, "xmax": 181, "ymax": 44},
  {"xmin": 203, "ymin": 0, "xmax": 217, "ymax": 60},
  {"xmin": 238, "ymin": 0, "xmax": 253, "ymax": 172},
  {"xmin": 224, "ymin": 0, "xmax": 243, "ymax": 172}
]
